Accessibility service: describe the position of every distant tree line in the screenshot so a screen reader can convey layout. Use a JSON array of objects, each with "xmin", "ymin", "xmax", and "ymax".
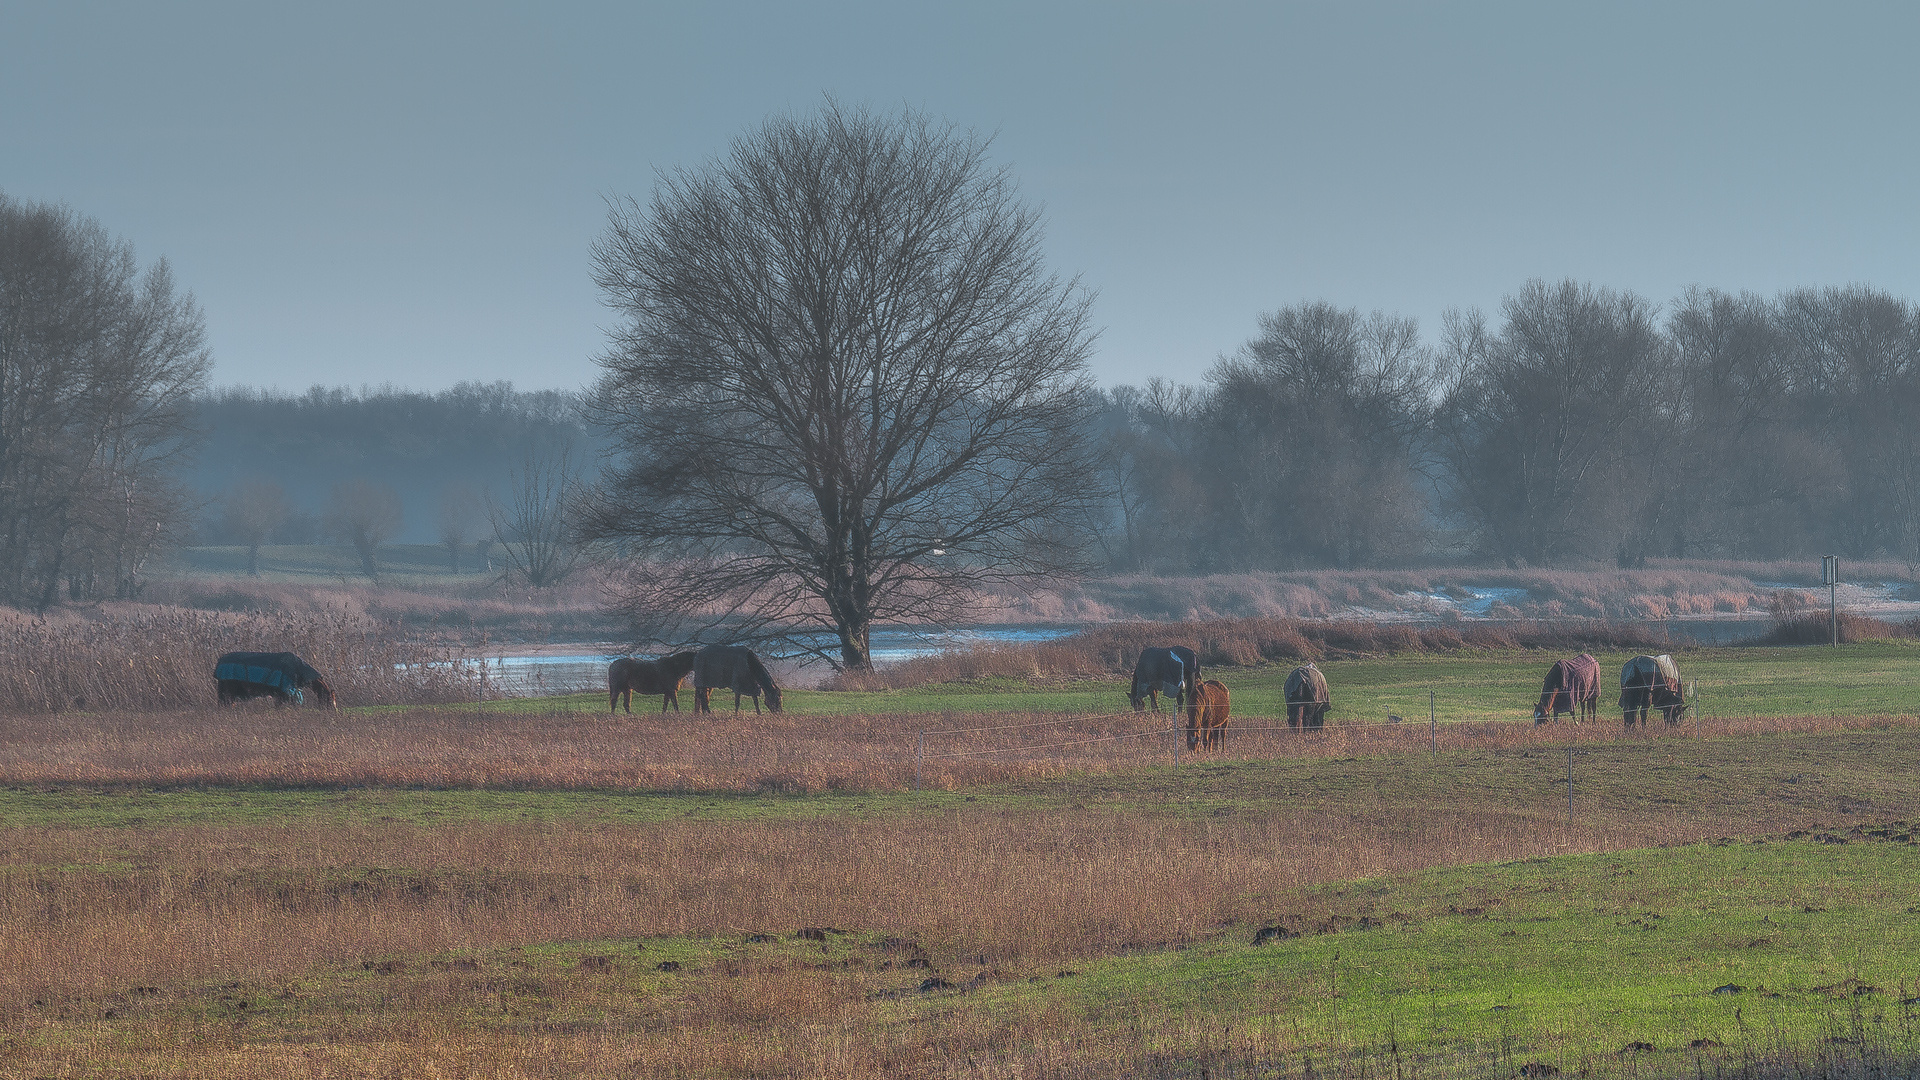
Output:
[
  {"xmin": 1103, "ymin": 282, "xmax": 1920, "ymax": 572},
  {"xmin": 191, "ymin": 382, "xmax": 601, "ymax": 575}
]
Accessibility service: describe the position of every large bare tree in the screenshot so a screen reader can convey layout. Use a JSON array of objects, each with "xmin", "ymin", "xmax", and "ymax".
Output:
[
  {"xmin": 585, "ymin": 103, "xmax": 1101, "ymax": 670},
  {"xmin": 0, "ymin": 193, "xmax": 210, "ymax": 610}
]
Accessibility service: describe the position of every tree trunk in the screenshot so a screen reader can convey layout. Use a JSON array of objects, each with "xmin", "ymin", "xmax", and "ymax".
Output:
[
  {"xmin": 246, "ymin": 543, "xmax": 260, "ymax": 576},
  {"xmin": 836, "ymin": 618, "xmax": 872, "ymax": 671},
  {"xmin": 352, "ymin": 534, "xmax": 379, "ymax": 580}
]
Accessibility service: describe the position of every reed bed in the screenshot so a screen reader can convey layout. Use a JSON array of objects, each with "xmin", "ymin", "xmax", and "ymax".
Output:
[
  {"xmin": 830, "ymin": 616, "xmax": 1699, "ymax": 690},
  {"xmin": 1749, "ymin": 610, "xmax": 1920, "ymax": 645},
  {"xmin": 0, "ymin": 606, "xmax": 484, "ymax": 712}
]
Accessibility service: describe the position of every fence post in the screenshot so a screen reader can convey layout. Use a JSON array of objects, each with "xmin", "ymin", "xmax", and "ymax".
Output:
[
  {"xmin": 914, "ymin": 730, "xmax": 923, "ymax": 793},
  {"xmin": 1172, "ymin": 719, "xmax": 1181, "ymax": 766},
  {"xmin": 1566, "ymin": 747, "xmax": 1574, "ymax": 825},
  {"xmin": 1430, "ymin": 689, "xmax": 1436, "ymax": 754}
]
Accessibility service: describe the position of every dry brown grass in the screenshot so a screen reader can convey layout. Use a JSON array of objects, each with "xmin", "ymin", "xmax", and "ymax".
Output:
[
  {"xmin": 8, "ymin": 696, "xmax": 1914, "ymax": 794},
  {"xmin": 1751, "ymin": 610, "xmax": 1920, "ymax": 645},
  {"xmin": 6, "ymin": 707, "xmax": 1920, "ymax": 1076},
  {"xmin": 143, "ymin": 571, "xmax": 618, "ymax": 638},
  {"xmin": 0, "ymin": 606, "xmax": 482, "ymax": 713},
  {"xmin": 990, "ymin": 558, "xmax": 1920, "ymax": 623}
]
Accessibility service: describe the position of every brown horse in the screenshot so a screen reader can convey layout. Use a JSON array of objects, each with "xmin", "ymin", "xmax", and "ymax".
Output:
[
  {"xmin": 1534, "ymin": 653, "xmax": 1600, "ymax": 723},
  {"xmin": 1284, "ymin": 663, "xmax": 1330, "ymax": 730},
  {"xmin": 1185, "ymin": 679, "xmax": 1231, "ymax": 751},
  {"xmin": 609, "ymin": 651, "xmax": 699, "ymax": 714},
  {"xmin": 692, "ymin": 644, "xmax": 782, "ymax": 714}
]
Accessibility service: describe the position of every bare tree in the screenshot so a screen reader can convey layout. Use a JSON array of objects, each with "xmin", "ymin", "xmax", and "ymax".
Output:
[
  {"xmin": 585, "ymin": 102, "xmax": 1101, "ymax": 670},
  {"xmin": 487, "ymin": 442, "xmax": 582, "ymax": 587},
  {"xmin": 436, "ymin": 483, "xmax": 484, "ymax": 573},
  {"xmin": 222, "ymin": 479, "xmax": 291, "ymax": 576},
  {"xmin": 0, "ymin": 193, "xmax": 210, "ymax": 610},
  {"xmin": 324, "ymin": 479, "xmax": 403, "ymax": 581},
  {"xmin": 1433, "ymin": 281, "xmax": 1668, "ymax": 564},
  {"xmin": 1206, "ymin": 303, "xmax": 1435, "ymax": 568}
]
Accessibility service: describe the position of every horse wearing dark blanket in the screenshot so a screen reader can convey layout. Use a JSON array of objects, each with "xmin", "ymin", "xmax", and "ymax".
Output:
[
  {"xmin": 214, "ymin": 651, "xmax": 336, "ymax": 708},
  {"xmin": 691, "ymin": 645, "xmax": 782, "ymax": 714},
  {"xmin": 1534, "ymin": 653, "xmax": 1600, "ymax": 723},
  {"xmin": 1285, "ymin": 663, "xmax": 1330, "ymax": 730},
  {"xmin": 1619, "ymin": 654, "xmax": 1686, "ymax": 728},
  {"xmin": 609, "ymin": 651, "xmax": 699, "ymax": 713},
  {"xmin": 1128, "ymin": 646, "xmax": 1199, "ymax": 712}
]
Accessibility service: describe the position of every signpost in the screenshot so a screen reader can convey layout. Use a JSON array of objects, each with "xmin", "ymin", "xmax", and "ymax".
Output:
[{"xmin": 1822, "ymin": 555, "xmax": 1840, "ymax": 647}]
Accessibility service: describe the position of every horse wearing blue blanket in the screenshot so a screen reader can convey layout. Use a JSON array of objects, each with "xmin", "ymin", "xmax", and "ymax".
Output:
[{"xmin": 214, "ymin": 651, "xmax": 337, "ymax": 708}]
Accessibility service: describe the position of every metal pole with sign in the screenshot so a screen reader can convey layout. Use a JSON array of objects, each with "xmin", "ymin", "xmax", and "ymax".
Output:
[{"xmin": 1822, "ymin": 555, "xmax": 1839, "ymax": 647}]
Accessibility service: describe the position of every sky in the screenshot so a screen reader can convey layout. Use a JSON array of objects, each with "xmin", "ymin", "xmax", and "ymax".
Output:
[{"xmin": 5, "ymin": 1, "xmax": 1918, "ymax": 393}]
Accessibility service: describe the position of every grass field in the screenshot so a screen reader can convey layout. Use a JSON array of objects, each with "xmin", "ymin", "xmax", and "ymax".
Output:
[
  {"xmin": 5, "ymin": 643, "xmax": 1920, "ymax": 1077},
  {"xmin": 521, "ymin": 641, "xmax": 1920, "ymax": 724}
]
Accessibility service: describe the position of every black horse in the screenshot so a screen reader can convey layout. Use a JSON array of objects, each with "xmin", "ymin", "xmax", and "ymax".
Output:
[
  {"xmin": 214, "ymin": 651, "xmax": 337, "ymax": 708},
  {"xmin": 691, "ymin": 645, "xmax": 782, "ymax": 714},
  {"xmin": 1127, "ymin": 646, "xmax": 1200, "ymax": 712},
  {"xmin": 609, "ymin": 651, "xmax": 699, "ymax": 713}
]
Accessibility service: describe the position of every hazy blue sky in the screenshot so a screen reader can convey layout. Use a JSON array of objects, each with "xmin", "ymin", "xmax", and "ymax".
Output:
[{"xmin": 5, "ymin": 2, "xmax": 1915, "ymax": 392}]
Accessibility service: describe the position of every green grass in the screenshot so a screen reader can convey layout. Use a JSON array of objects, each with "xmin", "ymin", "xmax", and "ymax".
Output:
[
  {"xmin": 461, "ymin": 641, "xmax": 1920, "ymax": 723},
  {"xmin": 162, "ymin": 543, "xmax": 488, "ymax": 583},
  {"xmin": 38, "ymin": 833, "xmax": 1916, "ymax": 1077},
  {"xmin": 9, "ymin": 721, "xmax": 1919, "ymax": 831},
  {"xmin": 954, "ymin": 832, "xmax": 1920, "ymax": 1073}
]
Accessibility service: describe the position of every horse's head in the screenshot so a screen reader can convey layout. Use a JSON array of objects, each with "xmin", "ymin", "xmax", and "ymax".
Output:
[
  {"xmin": 1126, "ymin": 684, "xmax": 1147, "ymax": 712},
  {"xmin": 310, "ymin": 678, "xmax": 338, "ymax": 710},
  {"xmin": 764, "ymin": 684, "xmax": 783, "ymax": 713}
]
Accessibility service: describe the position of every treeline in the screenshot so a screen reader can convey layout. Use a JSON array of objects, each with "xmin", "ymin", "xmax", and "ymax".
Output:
[
  {"xmin": 0, "ymin": 194, "xmax": 209, "ymax": 610},
  {"xmin": 1100, "ymin": 281, "xmax": 1920, "ymax": 572},
  {"xmin": 189, "ymin": 382, "xmax": 601, "ymax": 559}
]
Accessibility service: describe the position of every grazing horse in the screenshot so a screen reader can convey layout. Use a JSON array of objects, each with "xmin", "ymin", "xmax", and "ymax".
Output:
[
  {"xmin": 609, "ymin": 650, "xmax": 699, "ymax": 714},
  {"xmin": 1284, "ymin": 663, "xmax": 1330, "ymax": 730},
  {"xmin": 1534, "ymin": 653, "xmax": 1600, "ymax": 723},
  {"xmin": 691, "ymin": 644, "xmax": 783, "ymax": 714},
  {"xmin": 1185, "ymin": 679, "xmax": 1231, "ymax": 751},
  {"xmin": 214, "ymin": 651, "xmax": 337, "ymax": 709},
  {"xmin": 1619, "ymin": 654, "xmax": 1686, "ymax": 728},
  {"xmin": 1127, "ymin": 646, "xmax": 1199, "ymax": 712}
]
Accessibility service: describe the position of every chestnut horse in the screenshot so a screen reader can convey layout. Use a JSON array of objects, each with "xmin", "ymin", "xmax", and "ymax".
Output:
[
  {"xmin": 1185, "ymin": 679, "xmax": 1231, "ymax": 751},
  {"xmin": 609, "ymin": 650, "xmax": 699, "ymax": 714},
  {"xmin": 1533, "ymin": 653, "xmax": 1600, "ymax": 723}
]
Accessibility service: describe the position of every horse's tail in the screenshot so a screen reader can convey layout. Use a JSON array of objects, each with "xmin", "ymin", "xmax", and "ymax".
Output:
[{"xmin": 745, "ymin": 650, "xmax": 781, "ymax": 712}]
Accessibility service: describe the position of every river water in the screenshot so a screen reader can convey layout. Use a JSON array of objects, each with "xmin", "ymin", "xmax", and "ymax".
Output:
[{"xmin": 482, "ymin": 626, "xmax": 1077, "ymax": 695}]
